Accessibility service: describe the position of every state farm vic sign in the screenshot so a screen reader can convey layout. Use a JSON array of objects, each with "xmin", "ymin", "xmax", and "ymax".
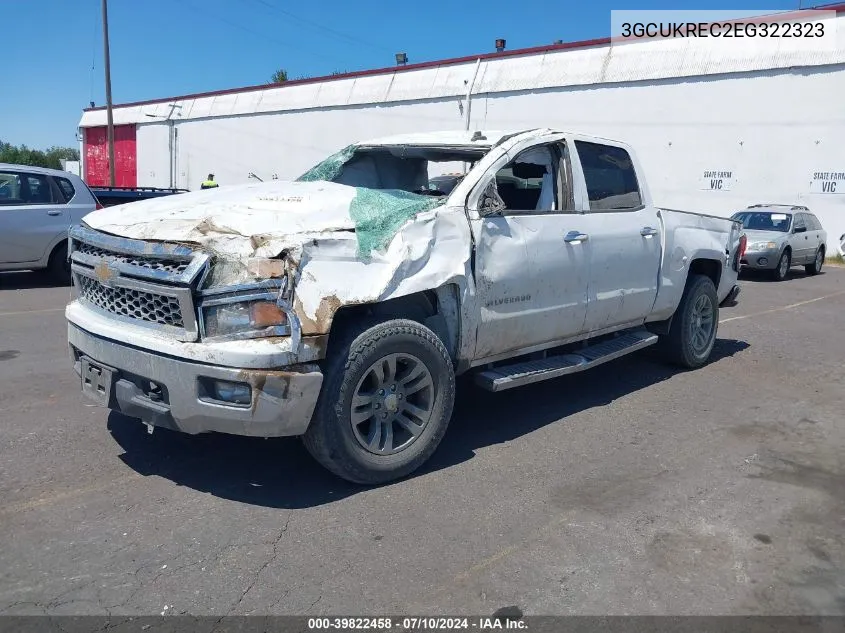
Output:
[
  {"xmin": 810, "ymin": 171, "xmax": 845, "ymax": 194},
  {"xmin": 699, "ymin": 170, "xmax": 734, "ymax": 191}
]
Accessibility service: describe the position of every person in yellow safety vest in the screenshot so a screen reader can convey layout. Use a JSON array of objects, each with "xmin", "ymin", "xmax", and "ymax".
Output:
[{"xmin": 200, "ymin": 173, "xmax": 219, "ymax": 189}]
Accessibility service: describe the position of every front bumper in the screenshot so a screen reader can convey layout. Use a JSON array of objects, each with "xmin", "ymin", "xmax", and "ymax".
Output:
[
  {"xmin": 740, "ymin": 250, "xmax": 780, "ymax": 270},
  {"xmin": 68, "ymin": 322, "xmax": 323, "ymax": 437}
]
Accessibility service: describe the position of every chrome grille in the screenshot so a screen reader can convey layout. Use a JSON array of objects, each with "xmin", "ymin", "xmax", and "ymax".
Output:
[
  {"xmin": 76, "ymin": 242, "xmax": 190, "ymax": 275},
  {"xmin": 69, "ymin": 224, "xmax": 208, "ymax": 341},
  {"xmin": 78, "ymin": 276, "xmax": 185, "ymax": 328}
]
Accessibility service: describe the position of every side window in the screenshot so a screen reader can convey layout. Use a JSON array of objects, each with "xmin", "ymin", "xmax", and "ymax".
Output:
[
  {"xmin": 55, "ymin": 177, "xmax": 76, "ymax": 203},
  {"xmin": 802, "ymin": 214, "xmax": 814, "ymax": 231},
  {"xmin": 23, "ymin": 174, "xmax": 56, "ymax": 204},
  {"xmin": 809, "ymin": 214, "xmax": 822, "ymax": 231},
  {"xmin": 575, "ymin": 141, "xmax": 642, "ymax": 211},
  {"xmin": 793, "ymin": 214, "xmax": 806, "ymax": 232},
  {"xmin": 489, "ymin": 144, "xmax": 559, "ymax": 214},
  {"xmin": 0, "ymin": 172, "xmax": 23, "ymax": 204}
]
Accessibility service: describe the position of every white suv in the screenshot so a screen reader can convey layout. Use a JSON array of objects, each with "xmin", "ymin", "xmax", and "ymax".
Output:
[{"xmin": 0, "ymin": 163, "xmax": 99, "ymax": 282}]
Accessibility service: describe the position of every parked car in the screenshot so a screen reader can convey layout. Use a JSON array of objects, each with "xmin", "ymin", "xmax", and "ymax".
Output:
[
  {"xmin": 65, "ymin": 129, "xmax": 743, "ymax": 484},
  {"xmin": 0, "ymin": 163, "xmax": 99, "ymax": 282},
  {"xmin": 731, "ymin": 205, "xmax": 827, "ymax": 280}
]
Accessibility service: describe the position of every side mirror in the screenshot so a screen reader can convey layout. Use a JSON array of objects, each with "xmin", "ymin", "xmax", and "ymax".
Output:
[{"xmin": 793, "ymin": 226, "xmax": 806, "ymax": 234}]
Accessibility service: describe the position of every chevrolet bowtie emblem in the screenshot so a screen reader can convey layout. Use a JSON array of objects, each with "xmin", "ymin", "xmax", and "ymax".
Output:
[{"xmin": 94, "ymin": 260, "xmax": 120, "ymax": 287}]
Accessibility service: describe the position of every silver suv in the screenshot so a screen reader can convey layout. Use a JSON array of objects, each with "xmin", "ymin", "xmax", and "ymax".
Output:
[
  {"xmin": 732, "ymin": 204, "xmax": 828, "ymax": 281},
  {"xmin": 0, "ymin": 164, "xmax": 98, "ymax": 282}
]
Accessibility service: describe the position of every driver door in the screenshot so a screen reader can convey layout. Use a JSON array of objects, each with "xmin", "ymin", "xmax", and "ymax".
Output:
[{"xmin": 471, "ymin": 141, "xmax": 590, "ymax": 360}]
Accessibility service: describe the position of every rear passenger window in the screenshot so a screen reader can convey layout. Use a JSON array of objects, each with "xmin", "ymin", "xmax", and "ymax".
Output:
[
  {"xmin": 55, "ymin": 177, "xmax": 76, "ymax": 203},
  {"xmin": 809, "ymin": 215, "xmax": 822, "ymax": 231},
  {"xmin": 23, "ymin": 174, "xmax": 56, "ymax": 204},
  {"xmin": 575, "ymin": 141, "xmax": 642, "ymax": 211}
]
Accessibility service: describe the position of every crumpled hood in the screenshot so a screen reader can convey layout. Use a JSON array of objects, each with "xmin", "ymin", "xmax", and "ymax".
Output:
[
  {"xmin": 83, "ymin": 180, "xmax": 359, "ymax": 258},
  {"xmin": 743, "ymin": 229, "xmax": 789, "ymax": 244}
]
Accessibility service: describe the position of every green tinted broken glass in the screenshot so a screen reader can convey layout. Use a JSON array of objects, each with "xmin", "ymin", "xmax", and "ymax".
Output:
[
  {"xmin": 349, "ymin": 188, "xmax": 443, "ymax": 259},
  {"xmin": 296, "ymin": 145, "xmax": 356, "ymax": 182}
]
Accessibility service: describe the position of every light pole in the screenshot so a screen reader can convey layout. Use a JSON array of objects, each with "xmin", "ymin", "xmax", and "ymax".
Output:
[{"xmin": 101, "ymin": 0, "xmax": 116, "ymax": 186}]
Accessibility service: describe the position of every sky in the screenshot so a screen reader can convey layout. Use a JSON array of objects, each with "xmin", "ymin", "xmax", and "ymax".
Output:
[{"xmin": 2, "ymin": 0, "xmax": 806, "ymax": 149}]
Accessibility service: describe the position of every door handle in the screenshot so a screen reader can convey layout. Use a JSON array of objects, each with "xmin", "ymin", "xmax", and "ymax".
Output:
[
  {"xmin": 564, "ymin": 231, "xmax": 589, "ymax": 243},
  {"xmin": 47, "ymin": 210, "xmax": 62, "ymax": 216},
  {"xmin": 640, "ymin": 227, "xmax": 659, "ymax": 237}
]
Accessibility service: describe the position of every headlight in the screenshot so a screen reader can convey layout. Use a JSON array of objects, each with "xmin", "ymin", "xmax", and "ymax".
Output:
[
  {"xmin": 203, "ymin": 300, "xmax": 288, "ymax": 338},
  {"xmin": 748, "ymin": 241, "xmax": 777, "ymax": 251}
]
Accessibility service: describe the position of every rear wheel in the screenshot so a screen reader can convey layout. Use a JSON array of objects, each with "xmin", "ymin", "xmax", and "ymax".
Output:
[
  {"xmin": 805, "ymin": 247, "xmax": 824, "ymax": 275},
  {"xmin": 659, "ymin": 274, "xmax": 718, "ymax": 369},
  {"xmin": 771, "ymin": 250, "xmax": 790, "ymax": 281},
  {"xmin": 303, "ymin": 319, "xmax": 455, "ymax": 485},
  {"xmin": 48, "ymin": 243, "xmax": 71, "ymax": 285}
]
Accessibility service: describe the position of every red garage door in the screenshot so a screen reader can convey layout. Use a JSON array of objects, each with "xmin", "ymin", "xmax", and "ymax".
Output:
[{"xmin": 84, "ymin": 125, "xmax": 137, "ymax": 187}]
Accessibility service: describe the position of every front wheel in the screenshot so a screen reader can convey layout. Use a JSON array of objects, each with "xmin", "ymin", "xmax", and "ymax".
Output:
[
  {"xmin": 805, "ymin": 248, "xmax": 824, "ymax": 276},
  {"xmin": 771, "ymin": 250, "xmax": 790, "ymax": 281},
  {"xmin": 304, "ymin": 319, "xmax": 455, "ymax": 485},
  {"xmin": 48, "ymin": 243, "xmax": 71, "ymax": 285},
  {"xmin": 659, "ymin": 274, "xmax": 719, "ymax": 369}
]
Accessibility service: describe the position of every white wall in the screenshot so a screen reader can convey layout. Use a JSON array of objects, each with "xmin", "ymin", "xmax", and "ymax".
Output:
[
  {"xmin": 150, "ymin": 65, "xmax": 844, "ymax": 249},
  {"xmin": 171, "ymin": 99, "xmax": 467, "ymax": 188},
  {"xmin": 86, "ymin": 10, "xmax": 845, "ymax": 247},
  {"xmin": 475, "ymin": 66, "xmax": 845, "ymax": 248},
  {"xmin": 136, "ymin": 122, "xmax": 171, "ymax": 188},
  {"xmin": 60, "ymin": 160, "xmax": 80, "ymax": 176}
]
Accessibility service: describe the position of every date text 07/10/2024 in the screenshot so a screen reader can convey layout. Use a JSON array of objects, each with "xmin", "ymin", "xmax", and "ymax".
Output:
[{"xmin": 306, "ymin": 617, "xmax": 527, "ymax": 630}]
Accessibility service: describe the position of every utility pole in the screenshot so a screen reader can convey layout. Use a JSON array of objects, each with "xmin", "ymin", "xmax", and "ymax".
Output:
[{"xmin": 102, "ymin": 0, "xmax": 116, "ymax": 186}]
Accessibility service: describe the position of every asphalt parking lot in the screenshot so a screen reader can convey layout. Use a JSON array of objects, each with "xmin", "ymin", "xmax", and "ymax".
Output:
[{"xmin": 1, "ymin": 266, "xmax": 844, "ymax": 617}]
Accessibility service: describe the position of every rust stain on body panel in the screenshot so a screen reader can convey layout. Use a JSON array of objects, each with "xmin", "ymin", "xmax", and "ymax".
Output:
[{"xmin": 294, "ymin": 294, "xmax": 342, "ymax": 335}]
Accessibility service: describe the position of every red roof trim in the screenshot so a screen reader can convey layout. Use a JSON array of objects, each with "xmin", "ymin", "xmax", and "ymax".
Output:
[{"xmin": 84, "ymin": 2, "xmax": 845, "ymax": 113}]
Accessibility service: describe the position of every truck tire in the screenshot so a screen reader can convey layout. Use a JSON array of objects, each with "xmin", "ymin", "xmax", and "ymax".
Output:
[
  {"xmin": 771, "ymin": 249, "xmax": 790, "ymax": 281},
  {"xmin": 660, "ymin": 274, "xmax": 718, "ymax": 369},
  {"xmin": 48, "ymin": 242, "xmax": 71, "ymax": 285},
  {"xmin": 303, "ymin": 319, "xmax": 456, "ymax": 485},
  {"xmin": 805, "ymin": 247, "xmax": 824, "ymax": 276}
]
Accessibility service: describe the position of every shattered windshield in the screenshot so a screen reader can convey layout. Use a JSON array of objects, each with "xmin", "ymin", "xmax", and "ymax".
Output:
[
  {"xmin": 296, "ymin": 144, "xmax": 488, "ymax": 259},
  {"xmin": 297, "ymin": 144, "xmax": 486, "ymax": 197}
]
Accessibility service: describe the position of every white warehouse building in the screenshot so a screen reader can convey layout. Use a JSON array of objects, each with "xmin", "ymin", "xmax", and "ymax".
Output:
[{"xmin": 79, "ymin": 6, "xmax": 845, "ymax": 249}]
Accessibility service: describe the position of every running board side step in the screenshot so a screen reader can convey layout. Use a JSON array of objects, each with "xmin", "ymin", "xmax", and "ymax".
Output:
[{"xmin": 474, "ymin": 329, "xmax": 659, "ymax": 392}]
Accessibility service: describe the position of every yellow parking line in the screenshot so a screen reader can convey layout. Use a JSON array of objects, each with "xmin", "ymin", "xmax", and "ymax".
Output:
[
  {"xmin": 720, "ymin": 290, "xmax": 845, "ymax": 324},
  {"xmin": 0, "ymin": 307, "xmax": 65, "ymax": 318},
  {"xmin": 0, "ymin": 473, "xmax": 142, "ymax": 516},
  {"xmin": 408, "ymin": 510, "xmax": 577, "ymax": 612}
]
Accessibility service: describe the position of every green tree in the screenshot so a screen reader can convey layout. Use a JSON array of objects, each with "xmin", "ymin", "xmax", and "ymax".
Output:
[
  {"xmin": 0, "ymin": 140, "xmax": 78, "ymax": 170},
  {"xmin": 271, "ymin": 68, "xmax": 288, "ymax": 83}
]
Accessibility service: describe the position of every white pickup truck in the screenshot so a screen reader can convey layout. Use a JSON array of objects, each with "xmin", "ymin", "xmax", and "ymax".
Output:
[{"xmin": 66, "ymin": 129, "xmax": 743, "ymax": 484}]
